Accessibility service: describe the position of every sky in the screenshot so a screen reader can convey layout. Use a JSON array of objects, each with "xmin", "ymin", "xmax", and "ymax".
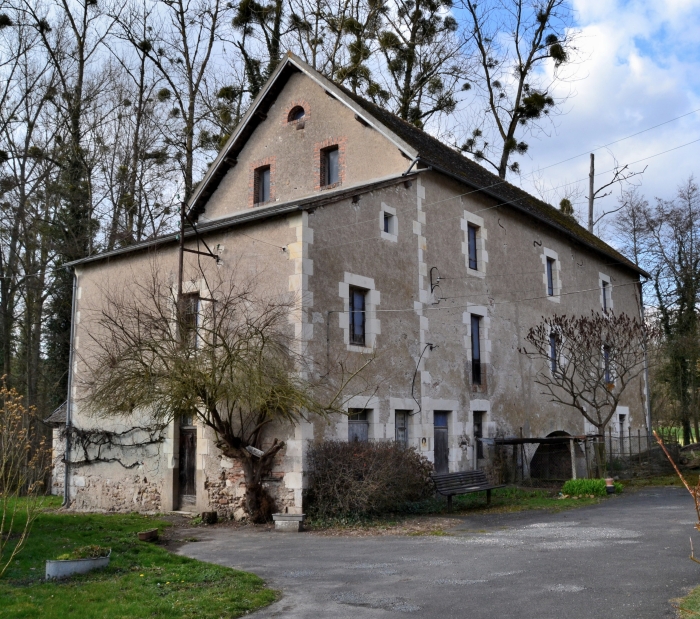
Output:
[{"xmin": 512, "ymin": 0, "xmax": 700, "ymax": 241}]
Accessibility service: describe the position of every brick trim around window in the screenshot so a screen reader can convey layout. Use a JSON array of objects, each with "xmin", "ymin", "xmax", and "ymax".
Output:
[
  {"xmin": 314, "ymin": 137, "xmax": 347, "ymax": 190},
  {"xmin": 248, "ymin": 156, "xmax": 276, "ymax": 208},
  {"xmin": 283, "ymin": 99, "xmax": 311, "ymax": 127}
]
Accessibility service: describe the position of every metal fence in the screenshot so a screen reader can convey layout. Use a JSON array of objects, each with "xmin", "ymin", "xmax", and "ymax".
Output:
[{"xmin": 492, "ymin": 431, "xmax": 679, "ymax": 483}]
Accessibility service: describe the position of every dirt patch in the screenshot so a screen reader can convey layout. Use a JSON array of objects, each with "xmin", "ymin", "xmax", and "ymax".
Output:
[{"xmin": 306, "ymin": 515, "xmax": 462, "ymax": 537}]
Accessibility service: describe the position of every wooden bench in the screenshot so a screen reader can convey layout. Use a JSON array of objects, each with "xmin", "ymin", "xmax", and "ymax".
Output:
[{"xmin": 431, "ymin": 470, "xmax": 504, "ymax": 511}]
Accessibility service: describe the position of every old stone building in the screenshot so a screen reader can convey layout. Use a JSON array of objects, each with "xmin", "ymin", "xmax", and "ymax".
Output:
[{"xmin": 53, "ymin": 53, "xmax": 648, "ymax": 516}]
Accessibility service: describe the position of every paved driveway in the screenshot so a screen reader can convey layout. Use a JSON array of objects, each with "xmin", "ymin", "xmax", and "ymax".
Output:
[{"xmin": 177, "ymin": 487, "xmax": 700, "ymax": 618}]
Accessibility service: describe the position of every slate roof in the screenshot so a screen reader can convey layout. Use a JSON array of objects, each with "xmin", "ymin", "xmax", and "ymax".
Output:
[
  {"xmin": 45, "ymin": 401, "xmax": 66, "ymax": 426},
  {"xmin": 335, "ymin": 83, "xmax": 648, "ymax": 278},
  {"xmin": 66, "ymin": 52, "xmax": 646, "ymax": 278}
]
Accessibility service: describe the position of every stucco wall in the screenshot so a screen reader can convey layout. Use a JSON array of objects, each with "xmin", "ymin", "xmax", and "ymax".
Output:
[
  {"xmin": 201, "ymin": 71, "xmax": 409, "ymax": 221},
  {"xmin": 303, "ymin": 170, "xmax": 646, "ymax": 480},
  {"xmin": 64, "ymin": 216, "xmax": 303, "ymax": 515}
]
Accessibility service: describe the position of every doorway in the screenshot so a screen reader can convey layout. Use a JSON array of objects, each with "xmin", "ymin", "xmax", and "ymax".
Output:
[
  {"xmin": 178, "ymin": 422, "xmax": 197, "ymax": 508},
  {"xmin": 434, "ymin": 411, "xmax": 449, "ymax": 474}
]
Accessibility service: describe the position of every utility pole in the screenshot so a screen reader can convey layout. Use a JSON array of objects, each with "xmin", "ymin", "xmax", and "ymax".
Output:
[
  {"xmin": 177, "ymin": 200, "xmax": 185, "ymax": 324},
  {"xmin": 588, "ymin": 153, "xmax": 595, "ymax": 233}
]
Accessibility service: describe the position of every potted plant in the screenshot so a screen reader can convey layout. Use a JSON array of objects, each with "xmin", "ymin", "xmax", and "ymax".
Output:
[{"xmin": 46, "ymin": 545, "xmax": 111, "ymax": 580}]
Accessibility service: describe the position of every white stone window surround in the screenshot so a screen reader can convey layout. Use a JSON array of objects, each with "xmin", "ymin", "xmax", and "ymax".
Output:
[
  {"xmin": 171, "ymin": 278, "xmax": 212, "ymax": 349},
  {"xmin": 599, "ymin": 272, "xmax": 613, "ymax": 312},
  {"xmin": 541, "ymin": 247, "xmax": 562, "ymax": 302},
  {"xmin": 469, "ymin": 399, "xmax": 493, "ymax": 466},
  {"xmin": 339, "ymin": 272, "xmax": 381, "ymax": 352},
  {"xmin": 339, "ymin": 395, "xmax": 381, "ymax": 440},
  {"xmin": 380, "ymin": 202, "xmax": 398, "ymax": 242},
  {"xmin": 389, "ymin": 397, "xmax": 419, "ymax": 447},
  {"xmin": 460, "ymin": 210, "xmax": 487, "ymax": 278},
  {"xmin": 463, "ymin": 305, "xmax": 491, "ymax": 365},
  {"xmin": 614, "ymin": 406, "xmax": 631, "ymax": 434}
]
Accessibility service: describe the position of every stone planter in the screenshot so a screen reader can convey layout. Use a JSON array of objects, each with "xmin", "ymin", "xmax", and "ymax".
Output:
[
  {"xmin": 45, "ymin": 551, "xmax": 111, "ymax": 580},
  {"xmin": 272, "ymin": 513, "xmax": 306, "ymax": 532}
]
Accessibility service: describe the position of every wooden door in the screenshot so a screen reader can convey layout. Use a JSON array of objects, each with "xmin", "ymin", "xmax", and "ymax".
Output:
[
  {"xmin": 434, "ymin": 412, "xmax": 449, "ymax": 474},
  {"xmin": 178, "ymin": 428, "xmax": 197, "ymax": 507}
]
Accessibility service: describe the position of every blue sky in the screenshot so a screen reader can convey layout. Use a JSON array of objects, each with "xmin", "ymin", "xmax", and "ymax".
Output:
[{"xmin": 509, "ymin": 0, "xmax": 700, "ymax": 239}]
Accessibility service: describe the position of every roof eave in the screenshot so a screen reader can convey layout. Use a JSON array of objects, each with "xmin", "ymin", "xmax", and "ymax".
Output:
[
  {"xmin": 65, "ymin": 172, "xmax": 417, "ymax": 269},
  {"xmin": 418, "ymin": 160, "xmax": 650, "ymax": 279}
]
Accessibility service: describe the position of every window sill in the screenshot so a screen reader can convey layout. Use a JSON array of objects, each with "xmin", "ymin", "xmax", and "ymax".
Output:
[
  {"xmin": 380, "ymin": 231, "xmax": 398, "ymax": 243},
  {"xmin": 321, "ymin": 182, "xmax": 342, "ymax": 191},
  {"xmin": 348, "ymin": 343, "xmax": 373, "ymax": 354},
  {"xmin": 466, "ymin": 267, "xmax": 486, "ymax": 279},
  {"xmin": 546, "ymin": 295, "xmax": 561, "ymax": 303}
]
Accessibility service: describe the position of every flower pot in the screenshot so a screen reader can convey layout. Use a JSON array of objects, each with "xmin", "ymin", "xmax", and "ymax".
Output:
[
  {"xmin": 138, "ymin": 528, "xmax": 158, "ymax": 542},
  {"xmin": 605, "ymin": 477, "xmax": 615, "ymax": 494},
  {"xmin": 46, "ymin": 550, "xmax": 111, "ymax": 580}
]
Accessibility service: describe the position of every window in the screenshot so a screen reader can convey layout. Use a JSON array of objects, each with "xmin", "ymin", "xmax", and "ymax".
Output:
[
  {"xmin": 468, "ymin": 224, "xmax": 478, "ymax": 270},
  {"xmin": 254, "ymin": 166, "xmax": 270, "ymax": 204},
  {"xmin": 287, "ymin": 106, "xmax": 305, "ymax": 122},
  {"xmin": 546, "ymin": 258, "xmax": 555, "ymax": 296},
  {"xmin": 181, "ymin": 293, "xmax": 199, "ymax": 348},
  {"xmin": 384, "ymin": 212, "xmax": 392, "ymax": 233},
  {"xmin": 321, "ymin": 146, "xmax": 339, "ymax": 187},
  {"xmin": 380, "ymin": 204, "xmax": 397, "ymax": 241},
  {"xmin": 602, "ymin": 280, "xmax": 610, "ymax": 313},
  {"xmin": 473, "ymin": 411, "xmax": 485, "ymax": 459},
  {"xmin": 603, "ymin": 345, "xmax": 611, "ymax": 384},
  {"xmin": 348, "ymin": 409, "xmax": 369, "ymax": 442},
  {"xmin": 349, "ymin": 286, "xmax": 366, "ymax": 346},
  {"xmin": 471, "ymin": 314, "xmax": 482, "ymax": 385},
  {"xmin": 395, "ymin": 410, "xmax": 409, "ymax": 447},
  {"xmin": 549, "ymin": 333, "xmax": 557, "ymax": 373}
]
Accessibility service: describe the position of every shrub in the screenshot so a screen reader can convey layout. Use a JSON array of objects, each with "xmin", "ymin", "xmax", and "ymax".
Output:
[
  {"xmin": 561, "ymin": 478, "xmax": 623, "ymax": 496},
  {"xmin": 305, "ymin": 440, "xmax": 434, "ymax": 518},
  {"xmin": 56, "ymin": 545, "xmax": 111, "ymax": 560}
]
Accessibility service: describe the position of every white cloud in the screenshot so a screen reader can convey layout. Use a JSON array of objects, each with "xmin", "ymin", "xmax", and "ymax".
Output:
[{"xmin": 513, "ymin": 0, "xmax": 700, "ymax": 240}]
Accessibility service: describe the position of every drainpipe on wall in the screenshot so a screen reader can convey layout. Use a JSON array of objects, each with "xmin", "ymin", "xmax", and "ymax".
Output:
[{"xmin": 63, "ymin": 269, "xmax": 78, "ymax": 507}]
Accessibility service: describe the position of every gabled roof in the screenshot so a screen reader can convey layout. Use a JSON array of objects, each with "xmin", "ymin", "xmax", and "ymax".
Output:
[
  {"xmin": 188, "ymin": 52, "xmax": 646, "ymax": 278},
  {"xmin": 68, "ymin": 52, "xmax": 645, "ymax": 277}
]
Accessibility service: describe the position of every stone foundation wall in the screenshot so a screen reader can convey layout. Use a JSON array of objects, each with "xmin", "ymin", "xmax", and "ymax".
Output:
[{"xmin": 69, "ymin": 469, "xmax": 163, "ymax": 513}]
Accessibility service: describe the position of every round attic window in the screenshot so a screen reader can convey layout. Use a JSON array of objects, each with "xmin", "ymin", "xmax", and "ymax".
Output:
[{"xmin": 288, "ymin": 106, "xmax": 305, "ymax": 122}]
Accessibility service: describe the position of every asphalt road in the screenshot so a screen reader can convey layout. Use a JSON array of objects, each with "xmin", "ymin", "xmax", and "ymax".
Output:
[{"xmin": 177, "ymin": 487, "xmax": 700, "ymax": 618}]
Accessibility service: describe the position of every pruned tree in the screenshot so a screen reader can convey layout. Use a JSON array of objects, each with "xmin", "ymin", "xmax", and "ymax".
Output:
[
  {"xmin": 459, "ymin": 0, "xmax": 577, "ymax": 178},
  {"xmin": 520, "ymin": 312, "xmax": 653, "ymax": 474},
  {"xmin": 80, "ymin": 263, "xmax": 373, "ymax": 521}
]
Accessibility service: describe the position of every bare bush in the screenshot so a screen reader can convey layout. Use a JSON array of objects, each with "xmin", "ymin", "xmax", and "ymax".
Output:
[
  {"xmin": 0, "ymin": 383, "xmax": 50, "ymax": 579},
  {"xmin": 305, "ymin": 440, "xmax": 434, "ymax": 518}
]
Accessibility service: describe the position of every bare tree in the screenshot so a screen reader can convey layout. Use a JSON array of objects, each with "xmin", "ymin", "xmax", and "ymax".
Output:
[
  {"xmin": 80, "ymin": 263, "xmax": 373, "ymax": 521},
  {"xmin": 459, "ymin": 0, "xmax": 577, "ymax": 178},
  {"xmin": 520, "ymin": 312, "xmax": 653, "ymax": 474},
  {"xmin": 646, "ymin": 178, "xmax": 700, "ymax": 445}
]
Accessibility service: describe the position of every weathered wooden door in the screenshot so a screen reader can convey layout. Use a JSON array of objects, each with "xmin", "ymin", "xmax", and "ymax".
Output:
[
  {"xmin": 178, "ymin": 428, "xmax": 197, "ymax": 507},
  {"xmin": 434, "ymin": 412, "xmax": 449, "ymax": 474}
]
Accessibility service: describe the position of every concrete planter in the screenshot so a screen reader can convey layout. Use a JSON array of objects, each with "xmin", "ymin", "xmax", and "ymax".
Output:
[
  {"xmin": 272, "ymin": 513, "xmax": 306, "ymax": 532},
  {"xmin": 45, "ymin": 550, "xmax": 111, "ymax": 580}
]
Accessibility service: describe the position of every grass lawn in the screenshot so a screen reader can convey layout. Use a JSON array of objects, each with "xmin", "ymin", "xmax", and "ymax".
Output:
[
  {"xmin": 676, "ymin": 584, "xmax": 700, "ymax": 617},
  {"xmin": 0, "ymin": 496, "xmax": 275, "ymax": 619}
]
